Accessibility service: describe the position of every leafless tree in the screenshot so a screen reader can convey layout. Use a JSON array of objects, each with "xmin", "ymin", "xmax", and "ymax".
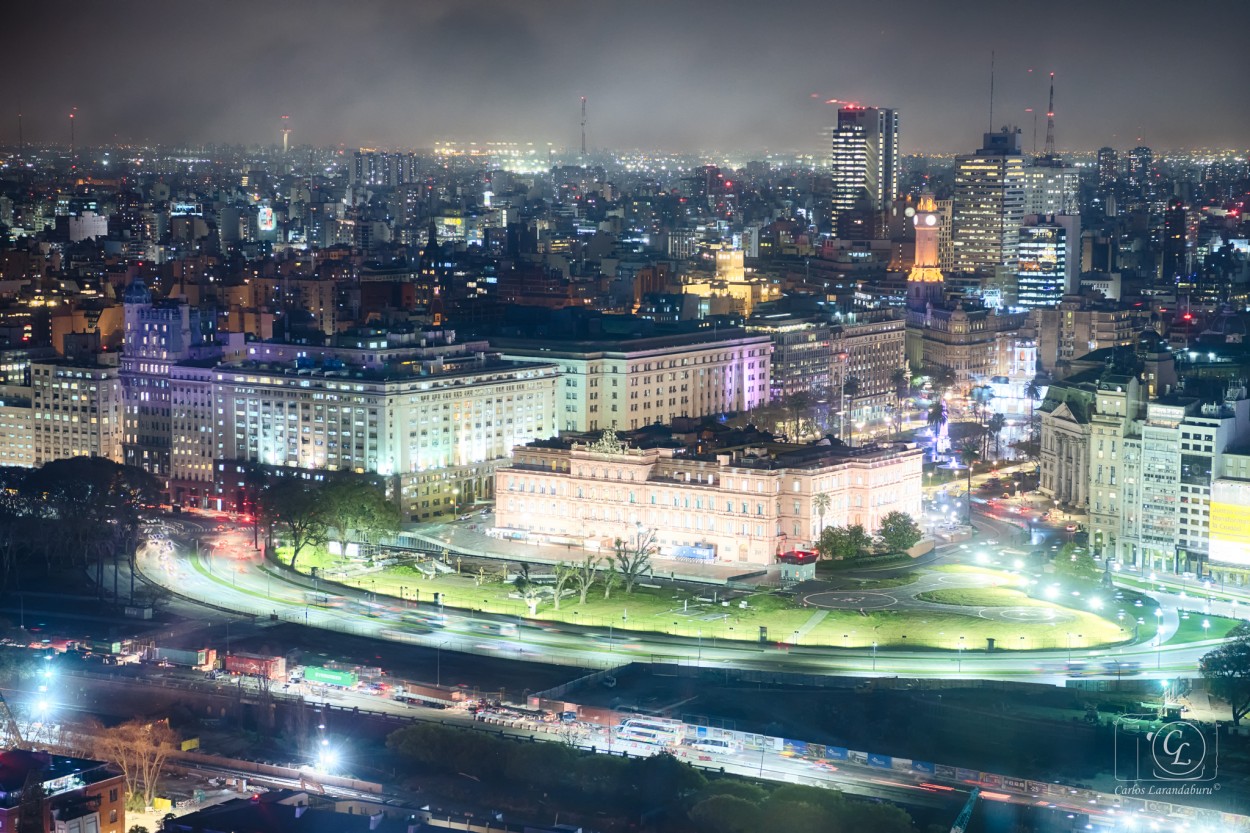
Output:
[
  {"xmin": 612, "ymin": 529, "xmax": 657, "ymax": 595},
  {"xmin": 93, "ymin": 719, "xmax": 178, "ymax": 808}
]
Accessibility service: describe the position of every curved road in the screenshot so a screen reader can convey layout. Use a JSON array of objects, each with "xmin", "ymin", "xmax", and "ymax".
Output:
[{"xmin": 135, "ymin": 511, "xmax": 1226, "ymax": 682}]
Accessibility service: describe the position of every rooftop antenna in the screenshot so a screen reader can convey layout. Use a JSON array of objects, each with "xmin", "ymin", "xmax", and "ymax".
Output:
[
  {"xmin": 1043, "ymin": 72, "xmax": 1057, "ymax": 158},
  {"xmin": 281, "ymin": 114, "xmax": 291, "ymax": 154},
  {"xmin": 16, "ymin": 96, "xmax": 22, "ymax": 165},
  {"xmin": 69, "ymin": 107, "xmax": 77, "ymax": 175},
  {"xmin": 580, "ymin": 96, "xmax": 587, "ymax": 159},
  {"xmin": 988, "ymin": 50, "xmax": 995, "ymax": 133}
]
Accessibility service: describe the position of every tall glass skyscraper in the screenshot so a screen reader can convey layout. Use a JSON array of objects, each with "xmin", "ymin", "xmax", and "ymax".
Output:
[
  {"xmin": 952, "ymin": 129, "xmax": 1026, "ymax": 274},
  {"xmin": 829, "ymin": 106, "xmax": 898, "ymax": 232}
]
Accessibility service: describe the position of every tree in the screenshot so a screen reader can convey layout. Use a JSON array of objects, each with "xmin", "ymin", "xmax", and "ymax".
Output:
[
  {"xmin": 1200, "ymin": 630, "xmax": 1250, "ymax": 725},
  {"xmin": 551, "ymin": 563, "xmax": 578, "ymax": 611},
  {"xmin": 1051, "ymin": 544, "xmax": 1098, "ymax": 581},
  {"xmin": 926, "ymin": 400, "xmax": 948, "ymax": 433},
  {"xmin": 612, "ymin": 528, "xmax": 655, "ymax": 594},
  {"xmin": 601, "ymin": 560, "xmax": 620, "ymax": 600},
  {"xmin": 323, "ymin": 474, "xmax": 400, "ymax": 555},
  {"xmin": 688, "ymin": 795, "xmax": 763, "ymax": 833},
  {"xmin": 571, "ymin": 554, "xmax": 603, "ymax": 604},
  {"xmin": 957, "ymin": 440, "xmax": 979, "ymax": 522},
  {"xmin": 877, "ymin": 511, "xmax": 922, "ymax": 554},
  {"xmin": 513, "ymin": 574, "xmax": 543, "ymax": 616},
  {"xmin": 1024, "ymin": 378, "xmax": 1044, "ymax": 451},
  {"xmin": 261, "ymin": 478, "xmax": 328, "ymax": 568},
  {"xmin": 811, "ymin": 492, "xmax": 831, "ymax": 536},
  {"xmin": 93, "ymin": 719, "xmax": 177, "ymax": 808},
  {"xmin": 841, "ymin": 376, "xmax": 861, "ymax": 445},
  {"xmin": 781, "ymin": 391, "xmax": 816, "ymax": 441},
  {"xmin": 815, "ymin": 524, "xmax": 871, "ymax": 560},
  {"xmin": 986, "ymin": 412, "xmax": 1007, "ymax": 458},
  {"xmin": 890, "ymin": 367, "xmax": 911, "ymax": 401}
]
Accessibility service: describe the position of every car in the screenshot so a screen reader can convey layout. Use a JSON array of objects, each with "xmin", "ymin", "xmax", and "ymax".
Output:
[{"xmin": 1065, "ymin": 523, "xmax": 1078, "ymax": 532}]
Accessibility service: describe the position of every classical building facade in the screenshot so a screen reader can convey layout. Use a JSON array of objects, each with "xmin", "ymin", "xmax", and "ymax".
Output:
[
  {"xmin": 494, "ymin": 429, "xmax": 924, "ymax": 566},
  {"xmin": 904, "ymin": 192, "xmax": 1030, "ymax": 392},
  {"xmin": 1038, "ymin": 381, "xmax": 1095, "ymax": 508},
  {"xmin": 834, "ymin": 311, "xmax": 906, "ymax": 422},
  {"xmin": 495, "ymin": 330, "xmax": 772, "ymax": 433},
  {"xmin": 207, "ymin": 335, "xmax": 558, "ymax": 520}
]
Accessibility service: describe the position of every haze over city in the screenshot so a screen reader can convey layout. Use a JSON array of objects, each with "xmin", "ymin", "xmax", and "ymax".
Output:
[
  {"xmin": 3, "ymin": 4, "xmax": 1250, "ymax": 833},
  {"xmin": 4, "ymin": 0, "xmax": 1249, "ymax": 152}
]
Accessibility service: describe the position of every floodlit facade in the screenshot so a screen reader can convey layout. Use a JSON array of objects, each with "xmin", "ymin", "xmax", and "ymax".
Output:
[
  {"xmin": 209, "ymin": 343, "xmax": 558, "ymax": 520},
  {"xmin": 30, "ymin": 358, "xmax": 123, "ymax": 465},
  {"xmin": 495, "ymin": 430, "xmax": 923, "ymax": 566},
  {"xmin": 495, "ymin": 330, "xmax": 772, "ymax": 433}
]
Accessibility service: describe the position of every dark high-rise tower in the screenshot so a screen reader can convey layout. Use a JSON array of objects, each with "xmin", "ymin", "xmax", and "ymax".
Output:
[
  {"xmin": 829, "ymin": 105, "xmax": 898, "ymax": 233},
  {"xmin": 1161, "ymin": 197, "xmax": 1192, "ymax": 287},
  {"xmin": 1128, "ymin": 145, "xmax": 1153, "ymax": 190},
  {"xmin": 1097, "ymin": 147, "xmax": 1118, "ymax": 190}
]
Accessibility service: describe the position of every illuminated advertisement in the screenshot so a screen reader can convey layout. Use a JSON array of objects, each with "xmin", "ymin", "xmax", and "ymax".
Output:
[
  {"xmin": 258, "ymin": 206, "xmax": 276, "ymax": 232},
  {"xmin": 1209, "ymin": 479, "xmax": 1250, "ymax": 566}
]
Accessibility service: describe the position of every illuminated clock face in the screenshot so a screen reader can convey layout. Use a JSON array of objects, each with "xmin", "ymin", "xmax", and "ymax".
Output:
[{"xmin": 924, "ymin": 214, "xmax": 937, "ymax": 226}]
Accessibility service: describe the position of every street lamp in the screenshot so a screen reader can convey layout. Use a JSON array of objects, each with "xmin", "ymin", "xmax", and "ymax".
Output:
[
  {"xmin": 872, "ymin": 640, "xmax": 878, "ymax": 671},
  {"xmin": 436, "ymin": 641, "xmax": 448, "ymax": 688},
  {"xmin": 957, "ymin": 636, "xmax": 965, "ymax": 672}
]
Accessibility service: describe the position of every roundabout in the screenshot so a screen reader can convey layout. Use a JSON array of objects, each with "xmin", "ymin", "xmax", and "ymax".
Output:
[{"xmin": 134, "ymin": 505, "xmax": 1246, "ymax": 680}]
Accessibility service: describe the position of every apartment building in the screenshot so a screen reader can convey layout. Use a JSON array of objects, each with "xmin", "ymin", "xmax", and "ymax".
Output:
[{"xmin": 494, "ymin": 329, "xmax": 772, "ymax": 433}]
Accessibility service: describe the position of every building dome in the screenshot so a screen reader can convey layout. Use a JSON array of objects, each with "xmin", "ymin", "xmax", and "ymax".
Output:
[
  {"xmin": 122, "ymin": 278, "xmax": 151, "ymax": 305},
  {"xmin": 1136, "ymin": 326, "xmax": 1169, "ymax": 355}
]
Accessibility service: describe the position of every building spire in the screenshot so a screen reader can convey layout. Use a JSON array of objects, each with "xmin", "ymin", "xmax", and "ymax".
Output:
[{"xmin": 1043, "ymin": 72, "xmax": 1056, "ymax": 159}]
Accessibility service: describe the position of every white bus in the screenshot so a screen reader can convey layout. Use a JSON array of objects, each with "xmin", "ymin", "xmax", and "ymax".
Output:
[
  {"xmin": 615, "ymin": 718, "xmax": 684, "ymax": 746},
  {"xmin": 688, "ymin": 737, "xmax": 736, "ymax": 755}
]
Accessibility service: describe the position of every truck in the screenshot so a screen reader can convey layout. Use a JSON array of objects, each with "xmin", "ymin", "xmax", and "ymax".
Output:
[
  {"xmin": 224, "ymin": 653, "xmax": 287, "ymax": 680},
  {"xmin": 154, "ymin": 647, "xmax": 214, "ymax": 668},
  {"xmin": 302, "ymin": 665, "xmax": 357, "ymax": 688}
]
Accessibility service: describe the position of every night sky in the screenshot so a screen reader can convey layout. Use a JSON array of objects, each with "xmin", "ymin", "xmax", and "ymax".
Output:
[{"xmin": 5, "ymin": 0, "xmax": 1248, "ymax": 154}]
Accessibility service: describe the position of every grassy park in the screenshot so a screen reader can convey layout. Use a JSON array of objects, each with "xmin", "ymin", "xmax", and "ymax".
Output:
[{"xmin": 276, "ymin": 548, "xmax": 1142, "ymax": 651}]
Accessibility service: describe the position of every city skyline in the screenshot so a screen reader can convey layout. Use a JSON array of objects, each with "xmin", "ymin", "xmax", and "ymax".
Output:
[{"xmin": 3, "ymin": 0, "xmax": 1248, "ymax": 155}]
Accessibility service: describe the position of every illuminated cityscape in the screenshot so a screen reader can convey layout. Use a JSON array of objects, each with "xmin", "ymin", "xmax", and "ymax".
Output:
[{"xmin": 0, "ymin": 2, "xmax": 1248, "ymax": 833}]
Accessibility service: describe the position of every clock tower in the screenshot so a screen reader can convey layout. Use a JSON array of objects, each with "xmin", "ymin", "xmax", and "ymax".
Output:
[{"xmin": 907, "ymin": 192, "xmax": 945, "ymax": 311}]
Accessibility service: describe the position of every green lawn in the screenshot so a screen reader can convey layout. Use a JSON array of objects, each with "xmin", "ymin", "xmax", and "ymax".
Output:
[
  {"xmin": 915, "ymin": 587, "xmax": 1034, "ymax": 606},
  {"xmin": 1167, "ymin": 613, "xmax": 1244, "ymax": 645},
  {"xmin": 325, "ymin": 560, "xmax": 1133, "ymax": 651},
  {"xmin": 802, "ymin": 607, "xmax": 1127, "ymax": 652}
]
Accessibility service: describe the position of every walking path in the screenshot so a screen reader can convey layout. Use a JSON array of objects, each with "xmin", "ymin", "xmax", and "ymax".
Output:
[{"xmin": 793, "ymin": 609, "xmax": 829, "ymax": 640}]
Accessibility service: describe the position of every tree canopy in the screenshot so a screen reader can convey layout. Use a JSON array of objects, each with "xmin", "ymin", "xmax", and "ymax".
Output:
[
  {"xmin": 877, "ymin": 511, "xmax": 922, "ymax": 554},
  {"xmin": 815, "ymin": 524, "xmax": 872, "ymax": 560},
  {"xmin": 0, "ymin": 459, "xmax": 159, "ymax": 588},
  {"xmin": 1200, "ymin": 625, "xmax": 1250, "ymax": 726}
]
